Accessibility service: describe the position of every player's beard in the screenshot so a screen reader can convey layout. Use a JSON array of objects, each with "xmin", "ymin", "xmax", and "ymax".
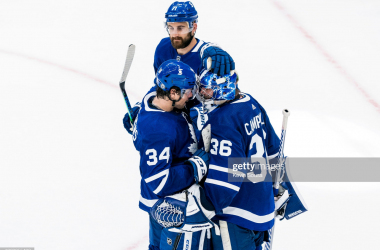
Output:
[{"xmin": 170, "ymin": 32, "xmax": 194, "ymax": 49}]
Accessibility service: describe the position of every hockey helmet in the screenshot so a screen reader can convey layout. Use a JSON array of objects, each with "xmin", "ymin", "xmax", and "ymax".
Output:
[
  {"xmin": 155, "ymin": 60, "xmax": 197, "ymax": 99},
  {"xmin": 165, "ymin": 1, "xmax": 198, "ymax": 29}
]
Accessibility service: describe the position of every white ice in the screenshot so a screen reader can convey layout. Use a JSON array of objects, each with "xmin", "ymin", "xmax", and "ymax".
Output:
[{"xmin": 1, "ymin": 0, "xmax": 379, "ymax": 249}]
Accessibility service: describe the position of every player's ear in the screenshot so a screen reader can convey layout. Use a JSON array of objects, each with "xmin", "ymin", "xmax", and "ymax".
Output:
[
  {"xmin": 170, "ymin": 88, "xmax": 179, "ymax": 100},
  {"xmin": 192, "ymin": 22, "xmax": 197, "ymax": 35}
]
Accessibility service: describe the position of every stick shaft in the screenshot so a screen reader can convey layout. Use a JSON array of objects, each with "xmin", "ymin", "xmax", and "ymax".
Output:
[
  {"xmin": 119, "ymin": 44, "xmax": 136, "ymax": 123},
  {"xmin": 264, "ymin": 109, "xmax": 290, "ymax": 250},
  {"xmin": 274, "ymin": 109, "xmax": 290, "ymax": 191}
]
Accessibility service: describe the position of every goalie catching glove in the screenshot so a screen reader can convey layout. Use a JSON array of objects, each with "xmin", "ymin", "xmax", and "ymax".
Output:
[{"xmin": 150, "ymin": 184, "xmax": 220, "ymax": 235}]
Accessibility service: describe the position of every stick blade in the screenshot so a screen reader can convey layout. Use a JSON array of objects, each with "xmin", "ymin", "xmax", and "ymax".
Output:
[{"xmin": 119, "ymin": 44, "xmax": 136, "ymax": 84}]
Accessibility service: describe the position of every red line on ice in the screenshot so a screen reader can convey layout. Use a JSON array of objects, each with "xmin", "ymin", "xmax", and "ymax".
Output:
[
  {"xmin": 270, "ymin": 0, "xmax": 380, "ymax": 114},
  {"xmin": 1, "ymin": 48, "xmax": 148, "ymax": 249},
  {"xmin": 125, "ymin": 234, "xmax": 149, "ymax": 250},
  {"xmin": 0, "ymin": 49, "xmax": 140, "ymax": 100}
]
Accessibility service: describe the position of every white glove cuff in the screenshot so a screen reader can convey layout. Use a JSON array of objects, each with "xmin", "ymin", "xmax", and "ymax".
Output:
[{"xmin": 189, "ymin": 156, "xmax": 208, "ymax": 182}]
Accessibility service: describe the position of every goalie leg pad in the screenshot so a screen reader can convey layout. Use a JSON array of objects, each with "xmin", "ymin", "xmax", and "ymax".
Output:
[
  {"xmin": 149, "ymin": 214, "xmax": 164, "ymax": 248},
  {"xmin": 160, "ymin": 229, "xmax": 211, "ymax": 250},
  {"xmin": 211, "ymin": 220, "xmax": 266, "ymax": 250}
]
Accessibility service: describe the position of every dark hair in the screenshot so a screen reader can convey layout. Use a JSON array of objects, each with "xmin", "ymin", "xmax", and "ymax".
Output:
[
  {"xmin": 235, "ymin": 88, "xmax": 241, "ymax": 98},
  {"xmin": 156, "ymin": 86, "xmax": 181, "ymax": 99}
]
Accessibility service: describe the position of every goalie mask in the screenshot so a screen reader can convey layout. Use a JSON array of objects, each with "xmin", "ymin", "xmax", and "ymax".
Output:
[{"xmin": 196, "ymin": 69, "xmax": 238, "ymax": 113}]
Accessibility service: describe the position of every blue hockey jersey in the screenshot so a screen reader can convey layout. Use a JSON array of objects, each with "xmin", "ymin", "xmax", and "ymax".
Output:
[
  {"xmin": 137, "ymin": 37, "xmax": 208, "ymax": 110},
  {"xmin": 133, "ymin": 92, "xmax": 199, "ymax": 212},
  {"xmin": 154, "ymin": 37, "xmax": 209, "ymax": 75},
  {"xmin": 202, "ymin": 93, "xmax": 281, "ymax": 231}
]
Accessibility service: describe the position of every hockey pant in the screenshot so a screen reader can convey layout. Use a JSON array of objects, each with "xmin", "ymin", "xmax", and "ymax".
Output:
[
  {"xmin": 210, "ymin": 220, "xmax": 267, "ymax": 250},
  {"xmin": 149, "ymin": 214, "xmax": 163, "ymax": 250}
]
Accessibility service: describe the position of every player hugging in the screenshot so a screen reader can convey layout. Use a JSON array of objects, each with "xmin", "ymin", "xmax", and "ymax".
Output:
[{"xmin": 122, "ymin": 2, "xmax": 307, "ymax": 250}]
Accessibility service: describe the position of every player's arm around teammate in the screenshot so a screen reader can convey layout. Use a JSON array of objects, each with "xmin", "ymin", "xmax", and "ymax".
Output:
[
  {"xmin": 133, "ymin": 60, "xmax": 211, "ymax": 250},
  {"xmin": 124, "ymin": 1, "xmax": 235, "ymax": 134}
]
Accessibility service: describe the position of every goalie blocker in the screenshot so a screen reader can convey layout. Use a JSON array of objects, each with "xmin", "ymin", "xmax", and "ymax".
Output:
[{"xmin": 275, "ymin": 169, "xmax": 308, "ymax": 220}]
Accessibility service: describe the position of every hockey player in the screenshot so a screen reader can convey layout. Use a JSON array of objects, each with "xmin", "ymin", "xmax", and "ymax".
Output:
[
  {"xmin": 154, "ymin": 1, "xmax": 234, "ymax": 76},
  {"xmin": 196, "ymin": 69, "xmax": 281, "ymax": 250},
  {"xmin": 133, "ymin": 60, "xmax": 210, "ymax": 250},
  {"xmin": 123, "ymin": 1, "xmax": 235, "ymax": 134}
]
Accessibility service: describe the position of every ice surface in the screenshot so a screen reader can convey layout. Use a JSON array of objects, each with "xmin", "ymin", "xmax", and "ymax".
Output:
[{"xmin": 1, "ymin": 0, "xmax": 379, "ymax": 249}]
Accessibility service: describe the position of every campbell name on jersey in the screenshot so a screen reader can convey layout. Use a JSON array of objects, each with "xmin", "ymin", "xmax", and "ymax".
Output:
[
  {"xmin": 203, "ymin": 93, "xmax": 281, "ymax": 231},
  {"xmin": 133, "ymin": 92, "xmax": 198, "ymax": 212}
]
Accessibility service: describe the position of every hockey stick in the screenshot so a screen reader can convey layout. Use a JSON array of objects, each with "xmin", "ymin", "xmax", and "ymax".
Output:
[
  {"xmin": 274, "ymin": 109, "xmax": 290, "ymax": 194},
  {"xmin": 263, "ymin": 109, "xmax": 290, "ymax": 250},
  {"xmin": 119, "ymin": 44, "xmax": 136, "ymax": 127},
  {"xmin": 202, "ymin": 124, "xmax": 211, "ymax": 153}
]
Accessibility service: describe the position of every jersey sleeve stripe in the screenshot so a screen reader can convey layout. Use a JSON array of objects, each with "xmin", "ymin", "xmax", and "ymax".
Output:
[
  {"xmin": 199, "ymin": 42, "xmax": 221, "ymax": 58},
  {"xmin": 209, "ymin": 165, "xmax": 246, "ymax": 178},
  {"xmin": 267, "ymin": 152, "xmax": 279, "ymax": 160},
  {"xmin": 191, "ymin": 40, "xmax": 204, "ymax": 52},
  {"xmin": 205, "ymin": 178, "xmax": 240, "ymax": 191},
  {"xmin": 209, "ymin": 164, "xmax": 229, "ymax": 173},
  {"xmin": 145, "ymin": 169, "xmax": 169, "ymax": 183},
  {"xmin": 222, "ymin": 206, "xmax": 274, "ymax": 224},
  {"xmin": 139, "ymin": 195, "xmax": 158, "ymax": 208},
  {"xmin": 152, "ymin": 172, "xmax": 169, "ymax": 194}
]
